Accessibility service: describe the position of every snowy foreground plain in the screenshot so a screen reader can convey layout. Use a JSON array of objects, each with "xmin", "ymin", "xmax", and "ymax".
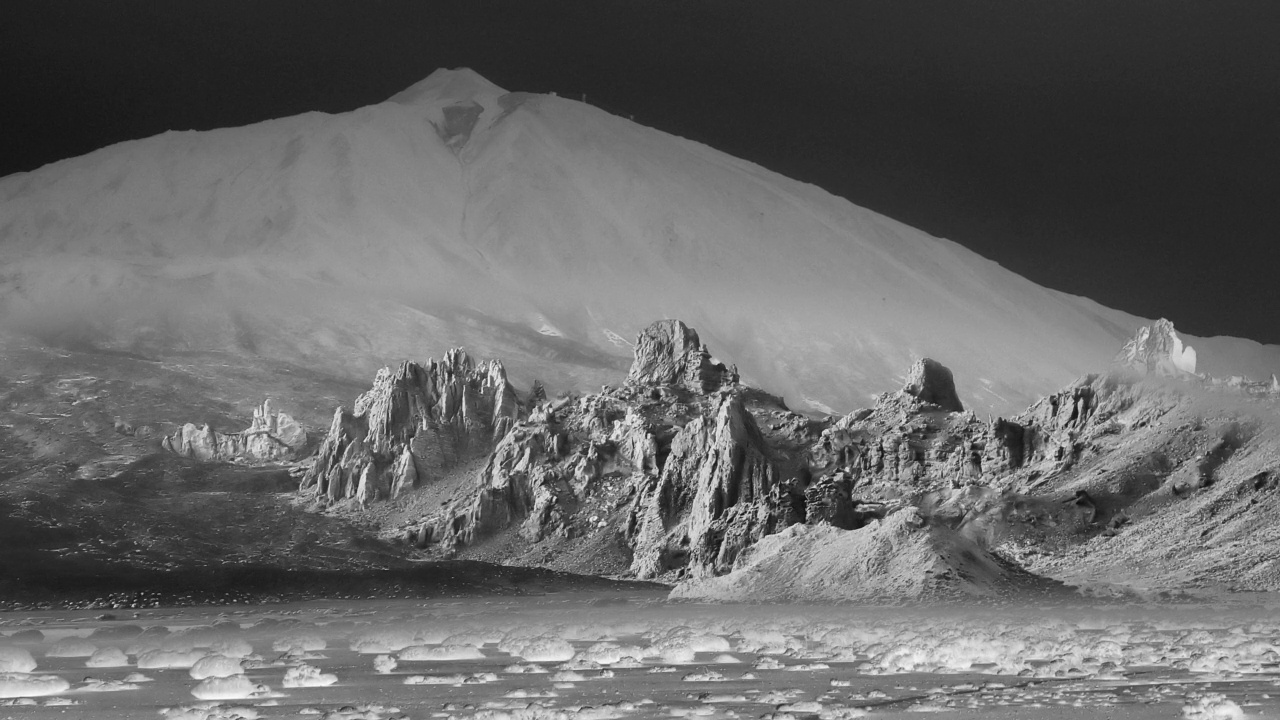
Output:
[{"xmin": 4, "ymin": 592, "xmax": 1280, "ymax": 719}]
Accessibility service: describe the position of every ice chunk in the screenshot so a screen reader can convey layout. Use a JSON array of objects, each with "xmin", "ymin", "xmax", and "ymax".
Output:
[
  {"xmin": 189, "ymin": 655, "xmax": 244, "ymax": 680},
  {"xmin": 190, "ymin": 674, "xmax": 270, "ymax": 700},
  {"xmin": 0, "ymin": 673, "xmax": 70, "ymax": 699},
  {"xmin": 272, "ymin": 634, "xmax": 325, "ymax": 653},
  {"xmin": 374, "ymin": 655, "xmax": 397, "ymax": 674},
  {"xmin": 86, "ymin": 646, "xmax": 130, "ymax": 667},
  {"xmin": 398, "ymin": 644, "xmax": 485, "ymax": 661},
  {"xmin": 283, "ymin": 663, "xmax": 339, "ymax": 688},
  {"xmin": 348, "ymin": 627, "xmax": 421, "ymax": 654},
  {"xmin": 0, "ymin": 647, "xmax": 37, "ymax": 674},
  {"xmin": 753, "ymin": 657, "xmax": 785, "ymax": 670},
  {"xmin": 137, "ymin": 649, "xmax": 209, "ymax": 669},
  {"xmin": 499, "ymin": 636, "xmax": 576, "ymax": 662},
  {"xmin": 442, "ymin": 631, "xmax": 491, "ymax": 647},
  {"xmin": 1181, "ymin": 693, "xmax": 1244, "ymax": 719},
  {"xmin": 76, "ymin": 677, "xmax": 142, "ymax": 692},
  {"xmin": 209, "ymin": 638, "xmax": 254, "ymax": 658}
]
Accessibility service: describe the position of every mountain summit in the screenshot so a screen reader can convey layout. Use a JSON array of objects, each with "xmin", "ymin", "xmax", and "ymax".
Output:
[{"xmin": 1, "ymin": 68, "xmax": 1275, "ymax": 414}]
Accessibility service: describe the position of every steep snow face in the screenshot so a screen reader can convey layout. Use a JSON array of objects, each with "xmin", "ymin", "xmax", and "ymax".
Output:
[{"xmin": 2, "ymin": 67, "xmax": 1276, "ymax": 414}]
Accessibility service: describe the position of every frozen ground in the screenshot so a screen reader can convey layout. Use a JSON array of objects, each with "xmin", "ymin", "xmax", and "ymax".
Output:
[{"xmin": 3, "ymin": 593, "xmax": 1280, "ymax": 719}]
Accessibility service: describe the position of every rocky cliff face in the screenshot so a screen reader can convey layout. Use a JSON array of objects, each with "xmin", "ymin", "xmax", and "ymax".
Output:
[
  {"xmin": 625, "ymin": 320, "xmax": 739, "ymax": 394},
  {"xmin": 297, "ymin": 316, "xmax": 1280, "ymax": 595},
  {"xmin": 162, "ymin": 399, "xmax": 308, "ymax": 464},
  {"xmin": 350, "ymin": 320, "xmax": 1112, "ymax": 584},
  {"xmin": 394, "ymin": 320, "xmax": 811, "ymax": 580},
  {"xmin": 626, "ymin": 391, "xmax": 789, "ymax": 578},
  {"xmin": 299, "ymin": 349, "xmax": 519, "ymax": 506}
]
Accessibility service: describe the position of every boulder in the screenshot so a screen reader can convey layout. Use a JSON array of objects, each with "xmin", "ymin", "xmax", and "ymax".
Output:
[
  {"xmin": 902, "ymin": 358, "xmax": 964, "ymax": 412},
  {"xmin": 626, "ymin": 320, "xmax": 738, "ymax": 394}
]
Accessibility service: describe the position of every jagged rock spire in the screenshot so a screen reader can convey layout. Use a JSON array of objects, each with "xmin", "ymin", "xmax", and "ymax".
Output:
[
  {"xmin": 1114, "ymin": 318, "xmax": 1197, "ymax": 376},
  {"xmin": 300, "ymin": 350, "xmax": 519, "ymax": 506}
]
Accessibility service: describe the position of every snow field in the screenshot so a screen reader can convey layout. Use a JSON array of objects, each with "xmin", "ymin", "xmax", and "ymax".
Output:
[{"xmin": 1, "ymin": 598, "xmax": 1280, "ymax": 715}]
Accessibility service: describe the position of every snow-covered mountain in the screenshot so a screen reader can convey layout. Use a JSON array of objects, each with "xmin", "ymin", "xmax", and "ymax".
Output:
[{"xmin": 1, "ymin": 68, "xmax": 1275, "ymax": 414}]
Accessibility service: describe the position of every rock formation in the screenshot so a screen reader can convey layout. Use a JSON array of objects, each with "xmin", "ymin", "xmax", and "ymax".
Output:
[
  {"xmin": 1115, "ymin": 318, "xmax": 1198, "ymax": 376},
  {"xmin": 397, "ymin": 319, "xmax": 808, "ymax": 580},
  {"xmin": 626, "ymin": 391, "xmax": 788, "ymax": 578},
  {"xmin": 299, "ymin": 349, "xmax": 519, "ymax": 505},
  {"xmin": 902, "ymin": 358, "xmax": 964, "ymax": 412},
  {"xmin": 626, "ymin": 320, "xmax": 738, "ymax": 394},
  {"xmin": 162, "ymin": 399, "xmax": 308, "ymax": 463},
  {"xmin": 303, "ymin": 316, "xmax": 1280, "ymax": 595},
  {"xmin": 366, "ymin": 323, "xmax": 1030, "ymax": 582}
]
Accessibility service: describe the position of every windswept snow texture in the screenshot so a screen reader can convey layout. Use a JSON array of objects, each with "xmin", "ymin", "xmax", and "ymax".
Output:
[
  {"xmin": 4, "ymin": 595, "xmax": 1280, "ymax": 717},
  {"xmin": 4, "ymin": 68, "xmax": 1277, "ymax": 414}
]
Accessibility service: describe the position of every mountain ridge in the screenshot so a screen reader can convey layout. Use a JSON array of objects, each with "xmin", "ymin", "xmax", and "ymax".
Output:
[{"xmin": 1, "ymin": 67, "xmax": 1276, "ymax": 415}]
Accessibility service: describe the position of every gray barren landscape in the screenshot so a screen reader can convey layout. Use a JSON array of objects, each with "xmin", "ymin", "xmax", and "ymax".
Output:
[{"xmin": 1, "ymin": 19, "xmax": 1278, "ymax": 720}]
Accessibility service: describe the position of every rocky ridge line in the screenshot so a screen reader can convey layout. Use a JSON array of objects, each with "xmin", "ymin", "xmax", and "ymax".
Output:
[{"xmin": 292, "ymin": 316, "xmax": 1280, "ymax": 596}]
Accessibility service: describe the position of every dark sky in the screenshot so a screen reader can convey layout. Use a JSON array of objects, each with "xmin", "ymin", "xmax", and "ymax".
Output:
[{"xmin": 4, "ymin": 1, "xmax": 1279, "ymax": 344}]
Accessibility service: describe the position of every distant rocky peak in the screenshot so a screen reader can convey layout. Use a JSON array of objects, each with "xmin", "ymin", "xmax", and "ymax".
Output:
[
  {"xmin": 901, "ymin": 358, "xmax": 964, "ymax": 413},
  {"xmin": 162, "ymin": 398, "xmax": 307, "ymax": 464},
  {"xmin": 626, "ymin": 319, "xmax": 738, "ymax": 394},
  {"xmin": 1114, "ymin": 319, "xmax": 1198, "ymax": 377}
]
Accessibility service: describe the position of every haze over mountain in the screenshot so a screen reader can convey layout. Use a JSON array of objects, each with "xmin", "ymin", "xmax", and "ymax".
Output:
[{"xmin": 1, "ymin": 68, "xmax": 1275, "ymax": 415}]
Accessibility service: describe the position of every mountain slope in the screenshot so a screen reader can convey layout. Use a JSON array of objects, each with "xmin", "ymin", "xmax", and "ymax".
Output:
[{"xmin": 1, "ymin": 68, "xmax": 1275, "ymax": 414}]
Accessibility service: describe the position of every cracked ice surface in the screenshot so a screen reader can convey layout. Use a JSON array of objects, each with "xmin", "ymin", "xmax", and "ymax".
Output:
[{"xmin": 3, "ymin": 595, "xmax": 1280, "ymax": 717}]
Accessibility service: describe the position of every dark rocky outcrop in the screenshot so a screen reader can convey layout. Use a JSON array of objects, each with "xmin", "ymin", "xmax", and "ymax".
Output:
[
  {"xmin": 299, "ymin": 349, "xmax": 519, "ymax": 505},
  {"xmin": 162, "ymin": 399, "xmax": 308, "ymax": 464}
]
